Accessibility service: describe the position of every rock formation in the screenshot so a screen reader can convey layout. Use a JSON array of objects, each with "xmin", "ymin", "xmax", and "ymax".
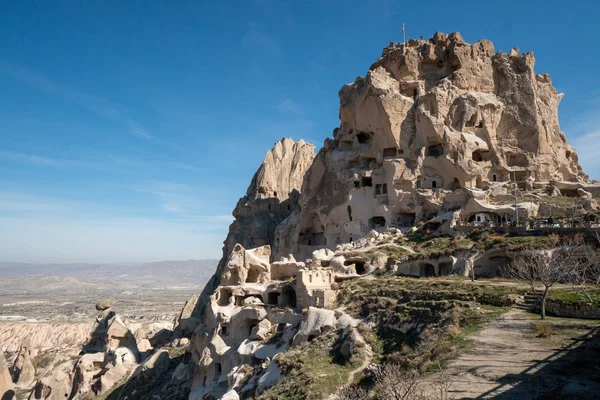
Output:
[
  {"xmin": 183, "ymin": 32, "xmax": 600, "ymax": 399},
  {"xmin": 5, "ymin": 32, "xmax": 599, "ymax": 400},
  {"xmin": 273, "ymin": 32, "xmax": 596, "ymax": 260},
  {"xmin": 0, "ymin": 352, "xmax": 15, "ymax": 400},
  {"xmin": 191, "ymin": 138, "xmax": 316, "ymax": 320}
]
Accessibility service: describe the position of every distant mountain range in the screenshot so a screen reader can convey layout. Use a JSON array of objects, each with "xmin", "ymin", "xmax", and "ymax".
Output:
[{"xmin": 0, "ymin": 259, "xmax": 218, "ymax": 290}]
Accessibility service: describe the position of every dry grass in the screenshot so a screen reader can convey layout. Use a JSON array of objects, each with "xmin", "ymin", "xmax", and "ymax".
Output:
[{"xmin": 535, "ymin": 321, "xmax": 554, "ymax": 338}]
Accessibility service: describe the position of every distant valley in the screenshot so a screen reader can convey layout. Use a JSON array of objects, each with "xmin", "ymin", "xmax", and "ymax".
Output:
[{"xmin": 0, "ymin": 259, "xmax": 217, "ymax": 321}]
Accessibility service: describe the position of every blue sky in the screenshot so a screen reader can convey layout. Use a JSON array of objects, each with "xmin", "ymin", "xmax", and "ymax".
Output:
[{"xmin": 1, "ymin": 1, "xmax": 599, "ymax": 263}]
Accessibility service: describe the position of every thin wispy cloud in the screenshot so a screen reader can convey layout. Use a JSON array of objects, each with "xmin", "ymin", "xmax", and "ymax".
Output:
[
  {"xmin": 0, "ymin": 150, "xmax": 61, "ymax": 167},
  {"xmin": 0, "ymin": 60, "xmax": 120, "ymax": 120},
  {"xmin": 128, "ymin": 120, "xmax": 157, "ymax": 141},
  {"xmin": 0, "ymin": 60, "xmax": 158, "ymax": 143},
  {"xmin": 123, "ymin": 180, "xmax": 209, "ymax": 217},
  {"xmin": 242, "ymin": 22, "xmax": 282, "ymax": 57},
  {"xmin": 277, "ymin": 98, "xmax": 304, "ymax": 115}
]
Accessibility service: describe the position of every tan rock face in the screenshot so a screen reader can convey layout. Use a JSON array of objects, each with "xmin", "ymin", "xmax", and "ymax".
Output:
[
  {"xmin": 192, "ymin": 138, "xmax": 315, "ymax": 319},
  {"xmin": 273, "ymin": 32, "xmax": 588, "ymax": 260},
  {"xmin": 11, "ymin": 344, "xmax": 35, "ymax": 387},
  {"xmin": 0, "ymin": 352, "xmax": 15, "ymax": 400},
  {"xmin": 186, "ymin": 32, "xmax": 599, "ymax": 400}
]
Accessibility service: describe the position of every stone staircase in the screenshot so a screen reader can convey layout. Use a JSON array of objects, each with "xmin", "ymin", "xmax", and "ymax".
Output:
[{"xmin": 516, "ymin": 291, "xmax": 541, "ymax": 312}]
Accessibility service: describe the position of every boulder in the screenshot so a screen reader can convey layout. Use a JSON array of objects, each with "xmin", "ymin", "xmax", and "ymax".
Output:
[
  {"xmin": 311, "ymin": 248, "xmax": 335, "ymax": 267},
  {"xmin": 578, "ymin": 188, "xmax": 592, "ymax": 199},
  {"xmin": 95, "ymin": 299, "xmax": 114, "ymax": 311},
  {"xmin": 255, "ymin": 360, "xmax": 283, "ymax": 395},
  {"xmin": 221, "ymin": 389, "xmax": 240, "ymax": 400},
  {"xmin": 250, "ymin": 319, "xmax": 272, "ymax": 341}
]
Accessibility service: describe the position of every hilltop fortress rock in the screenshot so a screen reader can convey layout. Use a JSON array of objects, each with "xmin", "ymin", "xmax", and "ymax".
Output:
[
  {"xmin": 274, "ymin": 32, "xmax": 592, "ymax": 260},
  {"xmin": 184, "ymin": 32, "xmax": 600, "ymax": 399}
]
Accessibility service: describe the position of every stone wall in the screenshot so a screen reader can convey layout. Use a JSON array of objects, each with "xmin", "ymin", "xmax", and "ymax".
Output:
[{"xmin": 545, "ymin": 300, "xmax": 600, "ymax": 319}]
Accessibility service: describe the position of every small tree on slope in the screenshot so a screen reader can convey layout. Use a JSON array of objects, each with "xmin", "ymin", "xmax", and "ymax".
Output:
[{"xmin": 502, "ymin": 246, "xmax": 583, "ymax": 319}]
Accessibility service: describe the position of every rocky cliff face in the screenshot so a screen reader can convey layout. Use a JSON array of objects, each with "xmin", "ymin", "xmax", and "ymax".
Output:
[
  {"xmin": 192, "ymin": 138, "xmax": 315, "ymax": 318},
  {"xmin": 273, "ymin": 32, "xmax": 591, "ymax": 260},
  {"xmin": 183, "ymin": 33, "xmax": 600, "ymax": 399}
]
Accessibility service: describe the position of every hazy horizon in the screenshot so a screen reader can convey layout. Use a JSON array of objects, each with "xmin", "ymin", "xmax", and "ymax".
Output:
[{"xmin": 2, "ymin": 1, "xmax": 600, "ymax": 263}]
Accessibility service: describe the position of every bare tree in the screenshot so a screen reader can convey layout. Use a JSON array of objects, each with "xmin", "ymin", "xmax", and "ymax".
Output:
[
  {"xmin": 374, "ymin": 365, "xmax": 428, "ymax": 400},
  {"xmin": 453, "ymin": 248, "xmax": 481, "ymax": 282},
  {"xmin": 502, "ymin": 245, "xmax": 584, "ymax": 319},
  {"xmin": 371, "ymin": 363, "xmax": 453, "ymax": 400},
  {"xmin": 338, "ymin": 384, "xmax": 369, "ymax": 400}
]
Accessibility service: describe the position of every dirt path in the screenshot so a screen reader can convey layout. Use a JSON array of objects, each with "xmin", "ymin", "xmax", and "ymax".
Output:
[
  {"xmin": 346, "ymin": 329, "xmax": 373, "ymax": 385},
  {"xmin": 425, "ymin": 310, "xmax": 600, "ymax": 399}
]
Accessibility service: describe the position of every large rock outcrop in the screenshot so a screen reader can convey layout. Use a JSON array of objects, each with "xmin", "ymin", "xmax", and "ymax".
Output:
[
  {"xmin": 191, "ymin": 138, "xmax": 316, "ymax": 320},
  {"xmin": 273, "ymin": 32, "xmax": 593, "ymax": 260}
]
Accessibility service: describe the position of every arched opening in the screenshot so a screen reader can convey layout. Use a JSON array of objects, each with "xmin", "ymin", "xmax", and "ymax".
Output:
[
  {"xmin": 267, "ymin": 292, "xmax": 280, "ymax": 305},
  {"xmin": 466, "ymin": 113, "xmax": 478, "ymax": 127},
  {"xmin": 356, "ymin": 132, "xmax": 371, "ymax": 144},
  {"xmin": 368, "ymin": 216, "xmax": 386, "ymax": 229},
  {"xmin": 394, "ymin": 212, "xmax": 416, "ymax": 227},
  {"xmin": 450, "ymin": 178, "xmax": 460, "ymax": 190},
  {"xmin": 427, "ymin": 144, "xmax": 443, "ymax": 157},
  {"xmin": 374, "ymin": 183, "xmax": 388, "ymax": 196},
  {"xmin": 246, "ymin": 265, "xmax": 262, "ymax": 283},
  {"xmin": 492, "ymin": 173, "xmax": 497, "ymax": 182},
  {"xmin": 383, "ymin": 147, "xmax": 397, "ymax": 158},
  {"xmin": 219, "ymin": 324, "xmax": 229, "ymax": 336},
  {"xmin": 307, "ymin": 334, "xmax": 317, "ymax": 342},
  {"xmin": 472, "ymin": 151, "xmax": 483, "ymax": 162},
  {"xmin": 345, "ymin": 259, "xmax": 366, "ymax": 274},
  {"xmin": 214, "ymin": 363, "xmax": 222, "ymax": 381},
  {"xmin": 280, "ymin": 286, "xmax": 297, "ymax": 308},
  {"xmin": 217, "ymin": 289, "xmax": 233, "ymax": 306},
  {"xmin": 439, "ymin": 262, "xmax": 453, "ymax": 276},
  {"xmin": 354, "ymin": 261, "xmax": 366, "ymax": 274},
  {"xmin": 432, "ymin": 180, "xmax": 437, "ymax": 189},
  {"xmin": 421, "ymin": 263, "xmax": 436, "ymax": 277}
]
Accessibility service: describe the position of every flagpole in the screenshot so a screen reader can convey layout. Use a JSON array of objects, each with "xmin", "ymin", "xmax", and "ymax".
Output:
[{"xmin": 402, "ymin": 23, "xmax": 406, "ymax": 54}]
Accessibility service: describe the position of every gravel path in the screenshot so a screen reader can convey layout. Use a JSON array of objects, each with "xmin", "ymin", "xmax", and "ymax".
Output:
[{"xmin": 425, "ymin": 310, "xmax": 600, "ymax": 399}]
